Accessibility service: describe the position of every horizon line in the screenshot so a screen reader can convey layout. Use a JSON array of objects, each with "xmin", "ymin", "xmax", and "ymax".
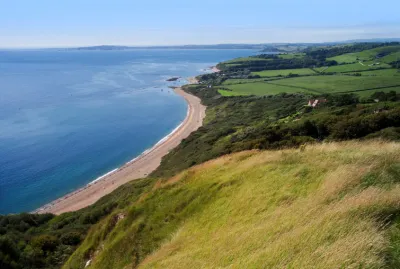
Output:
[{"xmin": 1, "ymin": 37, "xmax": 400, "ymax": 50}]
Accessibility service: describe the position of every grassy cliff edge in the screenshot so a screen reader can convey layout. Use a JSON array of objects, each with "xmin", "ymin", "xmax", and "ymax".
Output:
[{"xmin": 64, "ymin": 141, "xmax": 400, "ymax": 268}]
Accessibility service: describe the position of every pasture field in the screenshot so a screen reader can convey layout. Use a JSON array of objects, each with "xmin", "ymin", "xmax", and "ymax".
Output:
[
  {"xmin": 322, "ymin": 62, "xmax": 391, "ymax": 73},
  {"xmin": 221, "ymin": 73, "xmax": 400, "ymax": 97},
  {"xmin": 224, "ymin": 63, "xmax": 242, "ymax": 68},
  {"xmin": 363, "ymin": 45, "xmax": 400, "ymax": 60},
  {"xmin": 277, "ymin": 53, "xmax": 305, "ymax": 59},
  {"xmin": 382, "ymin": 51, "xmax": 400, "ymax": 63},
  {"xmin": 217, "ymin": 89, "xmax": 247, "ymax": 96},
  {"xmin": 271, "ymin": 75, "xmax": 400, "ymax": 94},
  {"xmin": 328, "ymin": 53, "xmax": 359, "ymax": 64},
  {"xmin": 216, "ymin": 44, "xmax": 399, "ymax": 98},
  {"xmin": 222, "ymin": 78, "xmax": 270, "ymax": 85},
  {"xmin": 252, "ymin": 68, "xmax": 316, "ymax": 77},
  {"xmin": 356, "ymin": 86, "xmax": 400, "ymax": 98},
  {"xmin": 328, "ymin": 45, "xmax": 400, "ymax": 64},
  {"xmin": 223, "ymin": 82, "xmax": 316, "ymax": 96},
  {"xmin": 314, "ymin": 66, "xmax": 330, "ymax": 73},
  {"xmin": 223, "ymin": 57, "xmax": 271, "ymax": 64},
  {"xmin": 347, "ymin": 68, "xmax": 400, "ymax": 76}
]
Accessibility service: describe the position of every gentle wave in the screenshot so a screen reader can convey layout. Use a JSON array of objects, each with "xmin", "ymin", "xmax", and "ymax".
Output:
[
  {"xmin": 89, "ymin": 168, "xmax": 119, "ymax": 185},
  {"xmin": 32, "ymin": 93, "xmax": 190, "ymax": 214}
]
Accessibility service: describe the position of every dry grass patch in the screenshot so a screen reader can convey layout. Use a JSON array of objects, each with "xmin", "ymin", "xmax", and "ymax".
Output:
[
  {"xmin": 65, "ymin": 141, "xmax": 400, "ymax": 269},
  {"xmin": 139, "ymin": 141, "xmax": 400, "ymax": 269}
]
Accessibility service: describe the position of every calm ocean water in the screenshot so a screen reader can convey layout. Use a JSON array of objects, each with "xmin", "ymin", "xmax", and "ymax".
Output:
[{"xmin": 0, "ymin": 49, "xmax": 255, "ymax": 214}]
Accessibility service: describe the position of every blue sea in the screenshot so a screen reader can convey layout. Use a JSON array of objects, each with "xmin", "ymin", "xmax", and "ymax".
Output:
[{"xmin": 0, "ymin": 49, "xmax": 255, "ymax": 214}]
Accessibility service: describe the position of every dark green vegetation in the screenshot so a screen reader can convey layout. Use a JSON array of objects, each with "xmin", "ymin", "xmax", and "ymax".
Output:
[
  {"xmin": 153, "ymin": 86, "xmax": 400, "ymax": 178},
  {"xmin": 0, "ymin": 178, "xmax": 156, "ymax": 269},
  {"xmin": 2, "ymin": 42, "xmax": 400, "ymax": 269}
]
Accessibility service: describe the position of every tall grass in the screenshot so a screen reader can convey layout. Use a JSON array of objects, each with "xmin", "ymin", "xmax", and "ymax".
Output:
[{"xmin": 65, "ymin": 141, "xmax": 400, "ymax": 269}]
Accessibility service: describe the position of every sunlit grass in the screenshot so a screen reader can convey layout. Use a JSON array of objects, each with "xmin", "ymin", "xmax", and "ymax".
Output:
[
  {"xmin": 65, "ymin": 141, "xmax": 400, "ymax": 269},
  {"xmin": 252, "ymin": 68, "xmax": 316, "ymax": 77},
  {"xmin": 140, "ymin": 141, "xmax": 400, "ymax": 269}
]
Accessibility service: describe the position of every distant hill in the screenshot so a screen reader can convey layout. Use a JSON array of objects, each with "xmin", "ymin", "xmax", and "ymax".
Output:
[
  {"xmin": 343, "ymin": 38, "xmax": 400, "ymax": 43},
  {"xmin": 74, "ymin": 45, "xmax": 134, "ymax": 50},
  {"xmin": 73, "ymin": 44, "xmax": 266, "ymax": 50},
  {"xmin": 72, "ymin": 39, "xmax": 400, "ymax": 52}
]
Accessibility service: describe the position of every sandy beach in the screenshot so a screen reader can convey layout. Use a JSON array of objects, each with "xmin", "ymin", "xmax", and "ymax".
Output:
[{"xmin": 35, "ymin": 87, "xmax": 206, "ymax": 215}]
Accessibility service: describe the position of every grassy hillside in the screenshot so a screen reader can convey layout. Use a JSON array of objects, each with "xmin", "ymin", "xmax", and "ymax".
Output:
[{"xmin": 64, "ymin": 141, "xmax": 400, "ymax": 268}]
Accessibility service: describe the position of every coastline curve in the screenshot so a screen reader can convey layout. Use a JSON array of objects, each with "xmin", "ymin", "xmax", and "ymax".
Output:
[{"xmin": 34, "ymin": 87, "xmax": 206, "ymax": 215}]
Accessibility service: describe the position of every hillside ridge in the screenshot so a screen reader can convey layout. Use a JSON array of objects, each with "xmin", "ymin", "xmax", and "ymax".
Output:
[{"xmin": 64, "ymin": 141, "xmax": 400, "ymax": 268}]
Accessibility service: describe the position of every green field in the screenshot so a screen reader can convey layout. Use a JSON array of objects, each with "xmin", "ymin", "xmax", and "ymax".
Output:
[
  {"xmin": 328, "ymin": 53, "xmax": 359, "ymax": 64},
  {"xmin": 253, "ymin": 68, "xmax": 316, "ymax": 77},
  {"xmin": 223, "ymin": 82, "xmax": 315, "ymax": 96},
  {"xmin": 277, "ymin": 53, "xmax": 305, "ymax": 59},
  {"xmin": 219, "ymin": 44, "xmax": 400, "ymax": 97},
  {"xmin": 381, "ymin": 51, "xmax": 400, "ymax": 63},
  {"xmin": 314, "ymin": 66, "xmax": 330, "ymax": 73},
  {"xmin": 218, "ymin": 89, "xmax": 248, "ymax": 96},
  {"xmin": 328, "ymin": 45, "xmax": 400, "ymax": 64},
  {"xmin": 322, "ymin": 62, "xmax": 391, "ymax": 73},
  {"xmin": 222, "ymin": 78, "xmax": 269, "ymax": 85},
  {"xmin": 356, "ymin": 87, "xmax": 400, "ymax": 98},
  {"xmin": 361, "ymin": 46, "xmax": 400, "ymax": 62},
  {"xmin": 347, "ymin": 68, "xmax": 400, "ymax": 76},
  {"xmin": 221, "ymin": 74, "xmax": 400, "ymax": 96},
  {"xmin": 271, "ymin": 75, "xmax": 400, "ymax": 94},
  {"xmin": 224, "ymin": 63, "xmax": 242, "ymax": 67},
  {"xmin": 223, "ymin": 57, "xmax": 270, "ymax": 64}
]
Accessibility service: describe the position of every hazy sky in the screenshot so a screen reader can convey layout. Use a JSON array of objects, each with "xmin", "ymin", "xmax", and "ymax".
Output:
[{"xmin": 1, "ymin": 0, "xmax": 400, "ymax": 47}]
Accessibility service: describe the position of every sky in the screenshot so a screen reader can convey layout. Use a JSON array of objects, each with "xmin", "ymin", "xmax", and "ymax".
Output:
[{"xmin": 1, "ymin": 0, "xmax": 400, "ymax": 48}]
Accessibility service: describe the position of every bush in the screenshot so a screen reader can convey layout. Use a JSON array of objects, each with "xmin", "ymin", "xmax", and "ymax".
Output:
[
  {"xmin": 60, "ymin": 232, "xmax": 81, "ymax": 246},
  {"xmin": 31, "ymin": 235, "xmax": 59, "ymax": 252}
]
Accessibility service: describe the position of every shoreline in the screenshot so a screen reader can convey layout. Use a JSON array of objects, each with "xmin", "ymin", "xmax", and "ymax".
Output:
[
  {"xmin": 211, "ymin": 66, "xmax": 221, "ymax": 73},
  {"xmin": 34, "ymin": 86, "xmax": 206, "ymax": 215}
]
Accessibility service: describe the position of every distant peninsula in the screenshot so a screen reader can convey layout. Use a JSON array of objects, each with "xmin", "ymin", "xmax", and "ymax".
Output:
[
  {"xmin": 73, "ymin": 44, "xmax": 267, "ymax": 50},
  {"xmin": 69, "ymin": 38, "xmax": 400, "ymax": 52},
  {"xmin": 74, "ymin": 45, "xmax": 133, "ymax": 50}
]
